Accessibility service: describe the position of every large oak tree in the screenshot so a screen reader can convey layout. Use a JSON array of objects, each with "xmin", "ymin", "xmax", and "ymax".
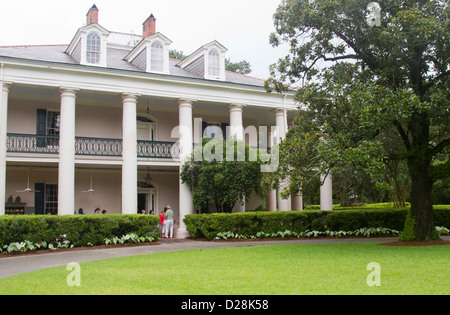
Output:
[{"xmin": 266, "ymin": 0, "xmax": 449, "ymax": 240}]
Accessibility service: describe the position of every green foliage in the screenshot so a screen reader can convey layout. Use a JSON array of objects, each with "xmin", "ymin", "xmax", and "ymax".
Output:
[
  {"xmin": 0, "ymin": 215, "xmax": 159, "ymax": 249},
  {"xmin": 266, "ymin": 0, "xmax": 450, "ymax": 240},
  {"xmin": 216, "ymin": 227, "xmax": 402, "ymax": 240},
  {"xmin": 399, "ymin": 211, "xmax": 416, "ymax": 241},
  {"xmin": 184, "ymin": 207, "xmax": 450, "ymax": 240},
  {"xmin": 181, "ymin": 137, "xmax": 264, "ymax": 213},
  {"xmin": 225, "ymin": 58, "xmax": 252, "ymax": 75}
]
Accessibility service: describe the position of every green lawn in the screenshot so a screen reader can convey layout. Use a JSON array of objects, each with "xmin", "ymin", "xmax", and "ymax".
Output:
[{"xmin": 0, "ymin": 243, "xmax": 448, "ymax": 295}]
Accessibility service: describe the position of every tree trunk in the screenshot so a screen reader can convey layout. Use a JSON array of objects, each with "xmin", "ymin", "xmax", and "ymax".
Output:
[
  {"xmin": 408, "ymin": 165, "xmax": 435, "ymax": 240},
  {"xmin": 407, "ymin": 112, "xmax": 436, "ymax": 241}
]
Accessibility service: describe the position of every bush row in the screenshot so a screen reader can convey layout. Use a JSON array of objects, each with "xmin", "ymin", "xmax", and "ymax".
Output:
[
  {"xmin": 0, "ymin": 214, "xmax": 160, "ymax": 248},
  {"xmin": 184, "ymin": 207, "xmax": 450, "ymax": 240}
]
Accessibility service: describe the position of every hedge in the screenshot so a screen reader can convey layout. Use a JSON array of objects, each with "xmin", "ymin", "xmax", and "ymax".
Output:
[
  {"xmin": 184, "ymin": 207, "xmax": 450, "ymax": 240},
  {"xmin": 0, "ymin": 214, "xmax": 160, "ymax": 247}
]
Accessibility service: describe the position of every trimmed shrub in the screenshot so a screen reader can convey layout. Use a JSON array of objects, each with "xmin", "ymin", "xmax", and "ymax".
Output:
[
  {"xmin": 0, "ymin": 214, "xmax": 159, "ymax": 248},
  {"xmin": 399, "ymin": 211, "xmax": 416, "ymax": 241},
  {"xmin": 184, "ymin": 207, "xmax": 450, "ymax": 240}
]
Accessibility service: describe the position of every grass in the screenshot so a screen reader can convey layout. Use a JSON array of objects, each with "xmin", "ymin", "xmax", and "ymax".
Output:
[{"xmin": 0, "ymin": 242, "xmax": 448, "ymax": 295}]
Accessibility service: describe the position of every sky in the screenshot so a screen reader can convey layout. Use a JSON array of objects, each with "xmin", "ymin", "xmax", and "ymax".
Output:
[{"xmin": 0, "ymin": 0, "xmax": 289, "ymax": 80}]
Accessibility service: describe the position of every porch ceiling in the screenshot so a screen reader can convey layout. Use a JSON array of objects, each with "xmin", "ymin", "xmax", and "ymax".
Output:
[{"xmin": 7, "ymin": 83, "xmax": 299, "ymax": 125}]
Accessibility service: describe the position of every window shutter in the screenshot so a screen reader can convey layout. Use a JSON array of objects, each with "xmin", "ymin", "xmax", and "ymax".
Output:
[
  {"xmin": 36, "ymin": 109, "xmax": 46, "ymax": 147},
  {"xmin": 34, "ymin": 183, "xmax": 45, "ymax": 214}
]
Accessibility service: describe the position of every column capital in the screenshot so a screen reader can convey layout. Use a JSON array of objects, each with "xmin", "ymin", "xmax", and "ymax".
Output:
[
  {"xmin": 178, "ymin": 98, "xmax": 197, "ymax": 106},
  {"xmin": 272, "ymin": 107, "xmax": 286, "ymax": 115},
  {"xmin": 121, "ymin": 92, "xmax": 141, "ymax": 101},
  {"xmin": 228, "ymin": 103, "xmax": 247, "ymax": 111},
  {"xmin": 2, "ymin": 81, "xmax": 12, "ymax": 93},
  {"xmin": 59, "ymin": 87, "xmax": 80, "ymax": 95}
]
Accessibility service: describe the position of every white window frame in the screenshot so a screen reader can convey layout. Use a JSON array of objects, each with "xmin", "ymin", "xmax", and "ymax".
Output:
[
  {"xmin": 86, "ymin": 32, "xmax": 101, "ymax": 64},
  {"xmin": 208, "ymin": 49, "xmax": 220, "ymax": 78},
  {"xmin": 150, "ymin": 41, "xmax": 164, "ymax": 73}
]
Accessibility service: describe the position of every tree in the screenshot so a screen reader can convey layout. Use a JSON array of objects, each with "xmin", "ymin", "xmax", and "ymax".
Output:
[
  {"xmin": 225, "ymin": 58, "xmax": 252, "ymax": 75},
  {"xmin": 266, "ymin": 0, "xmax": 449, "ymax": 240},
  {"xmin": 169, "ymin": 49, "xmax": 186, "ymax": 60},
  {"xmin": 180, "ymin": 137, "xmax": 264, "ymax": 213}
]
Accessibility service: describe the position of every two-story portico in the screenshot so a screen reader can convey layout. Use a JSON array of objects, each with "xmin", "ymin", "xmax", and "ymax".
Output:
[{"xmin": 0, "ymin": 5, "xmax": 333, "ymax": 237}]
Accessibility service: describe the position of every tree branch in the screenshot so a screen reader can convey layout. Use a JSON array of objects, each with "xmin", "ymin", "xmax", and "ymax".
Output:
[
  {"xmin": 423, "ymin": 70, "xmax": 450, "ymax": 92},
  {"xmin": 393, "ymin": 120, "xmax": 411, "ymax": 152},
  {"xmin": 431, "ymin": 138, "xmax": 450, "ymax": 156},
  {"xmin": 321, "ymin": 54, "xmax": 359, "ymax": 62}
]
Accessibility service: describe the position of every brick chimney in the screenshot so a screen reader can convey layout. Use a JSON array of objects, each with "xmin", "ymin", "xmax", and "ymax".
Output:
[
  {"xmin": 86, "ymin": 4, "xmax": 99, "ymax": 25},
  {"xmin": 143, "ymin": 14, "xmax": 156, "ymax": 38}
]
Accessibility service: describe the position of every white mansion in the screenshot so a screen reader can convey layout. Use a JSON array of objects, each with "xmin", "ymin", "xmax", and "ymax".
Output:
[{"xmin": 0, "ymin": 5, "xmax": 333, "ymax": 237}]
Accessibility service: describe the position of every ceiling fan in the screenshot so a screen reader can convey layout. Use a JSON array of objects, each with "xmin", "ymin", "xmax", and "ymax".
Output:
[
  {"xmin": 82, "ymin": 169, "xmax": 99, "ymax": 193},
  {"xmin": 16, "ymin": 166, "xmax": 40, "ymax": 193}
]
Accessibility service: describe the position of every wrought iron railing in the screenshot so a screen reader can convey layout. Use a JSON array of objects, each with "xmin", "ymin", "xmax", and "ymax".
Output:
[
  {"xmin": 137, "ymin": 140, "xmax": 179, "ymax": 159},
  {"xmin": 7, "ymin": 134, "xmax": 179, "ymax": 159},
  {"xmin": 6, "ymin": 133, "xmax": 60, "ymax": 154},
  {"xmin": 75, "ymin": 137, "xmax": 122, "ymax": 156}
]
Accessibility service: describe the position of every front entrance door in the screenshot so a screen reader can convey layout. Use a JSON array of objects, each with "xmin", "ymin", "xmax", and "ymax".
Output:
[
  {"xmin": 138, "ymin": 190, "xmax": 157, "ymax": 214},
  {"xmin": 138, "ymin": 193, "xmax": 147, "ymax": 213}
]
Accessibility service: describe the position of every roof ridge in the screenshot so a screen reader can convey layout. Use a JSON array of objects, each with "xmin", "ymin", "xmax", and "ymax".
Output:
[{"xmin": 0, "ymin": 44, "xmax": 68, "ymax": 48}]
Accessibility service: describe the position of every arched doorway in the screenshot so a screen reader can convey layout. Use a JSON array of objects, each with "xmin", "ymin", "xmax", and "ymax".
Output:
[{"xmin": 138, "ymin": 168, "xmax": 158, "ymax": 214}]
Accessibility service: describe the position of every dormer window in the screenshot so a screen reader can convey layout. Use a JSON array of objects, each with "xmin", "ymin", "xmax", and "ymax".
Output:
[
  {"xmin": 125, "ymin": 34, "xmax": 172, "ymax": 74},
  {"xmin": 177, "ymin": 40, "xmax": 228, "ymax": 81},
  {"xmin": 65, "ymin": 5, "xmax": 110, "ymax": 67},
  {"xmin": 150, "ymin": 41, "xmax": 164, "ymax": 72},
  {"xmin": 208, "ymin": 49, "xmax": 220, "ymax": 77},
  {"xmin": 86, "ymin": 32, "xmax": 101, "ymax": 64}
]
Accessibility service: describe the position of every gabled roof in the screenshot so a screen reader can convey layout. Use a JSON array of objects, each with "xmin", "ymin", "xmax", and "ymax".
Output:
[
  {"xmin": 124, "ymin": 32, "xmax": 172, "ymax": 62},
  {"xmin": 65, "ymin": 23, "xmax": 110, "ymax": 55},
  {"xmin": 176, "ymin": 40, "xmax": 227, "ymax": 69}
]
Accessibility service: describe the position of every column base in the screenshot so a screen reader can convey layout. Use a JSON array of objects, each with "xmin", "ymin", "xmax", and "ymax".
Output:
[{"xmin": 175, "ymin": 227, "xmax": 190, "ymax": 239}]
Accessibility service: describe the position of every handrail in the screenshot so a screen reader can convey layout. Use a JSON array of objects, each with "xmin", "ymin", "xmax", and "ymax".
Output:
[{"xmin": 6, "ymin": 134, "xmax": 179, "ymax": 159}]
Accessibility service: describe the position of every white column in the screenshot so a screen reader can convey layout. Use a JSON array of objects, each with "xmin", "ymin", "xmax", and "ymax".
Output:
[
  {"xmin": 320, "ymin": 172, "xmax": 333, "ymax": 210},
  {"xmin": 265, "ymin": 125, "xmax": 277, "ymax": 211},
  {"xmin": 121, "ymin": 93, "xmax": 140, "ymax": 214},
  {"xmin": 229, "ymin": 103, "xmax": 245, "ymax": 141},
  {"xmin": 292, "ymin": 193, "xmax": 303, "ymax": 211},
  {"xmin": 274, "ymin": 108, "xmax": 290, "ymax": 211},
  {"xmin": 266, "ymin": 190, "xmax": 277, "ymax": 211},
  {"xmin": 275, "ymin": 108, "xmax": 287, "ymax": 140},
  {"xmin": 0, "ymin": 82, "xmax": 12, "ymax": 216},
  {"xmin": 58, "ymin": 87, "xmax": 78, "ymax": 215},
  {"xmin": 177, "ymin": 98, "xmax": 195, "ymax": 238},
  {"xmin": 229, "ymin": 103, "xmax": 246, "ymax": 212}
]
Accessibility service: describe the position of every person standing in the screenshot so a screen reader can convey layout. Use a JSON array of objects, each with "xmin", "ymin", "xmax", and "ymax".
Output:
[
  {"xmin": 159, "ymin": 208, "xmax": 166, "ymax": 238},
  {"xmin": 164, "ymin": 205, "xmax": 174, "ymax": 238}
]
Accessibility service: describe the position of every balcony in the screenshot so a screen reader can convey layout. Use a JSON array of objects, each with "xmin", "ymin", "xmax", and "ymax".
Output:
[{"xmin": 6, "ymin": 134, "xmax": 180, "ymax": 159}]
